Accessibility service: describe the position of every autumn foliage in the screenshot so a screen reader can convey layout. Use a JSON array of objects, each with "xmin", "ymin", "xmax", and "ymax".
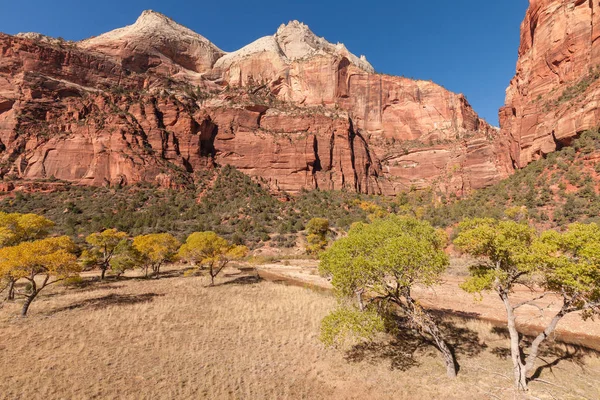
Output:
[
  {"xmin": 178, "ymin": 231, "xmax": 248, "ymax": 286},
  {"xmin": 133, "ymin": 233, "xmax": 180, "ymax": 278},
  {"xmin": 83, "ymin": 229, "xmax": 129, "ymax": 280},
  {"xmin": 0, "ymin": 235, "xmax": 79, "ymax": 316}
]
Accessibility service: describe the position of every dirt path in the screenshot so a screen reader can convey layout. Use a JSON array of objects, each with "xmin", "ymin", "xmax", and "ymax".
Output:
[{"xmin": 253, "ymin": 260, "xmax": 600, "ymax": 352}]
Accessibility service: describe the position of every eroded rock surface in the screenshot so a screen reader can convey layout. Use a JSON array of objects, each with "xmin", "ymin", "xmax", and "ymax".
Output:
[
  {"xmin": 500, "ymin": 0, "xmax": 600, "ymax": 167},
  {"xmin": 0, "ymin": 11, "xmax": 513, "ymax": 194}
]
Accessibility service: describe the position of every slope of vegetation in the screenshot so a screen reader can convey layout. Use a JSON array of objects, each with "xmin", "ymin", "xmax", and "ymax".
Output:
[
  {"xmin": 416, "ymin": 128, "xmax": 600, "ymax": 228},
  {"xmin": 0, "ymin": 166, "xmax": 379, "ymax": 248},
  {"xmin": 4, "ymin": 128, "xmax": 600, "ymax": 249}
]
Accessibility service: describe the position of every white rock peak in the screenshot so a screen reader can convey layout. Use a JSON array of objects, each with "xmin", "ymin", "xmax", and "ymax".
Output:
[
  {"xmin": 80, "ymin": 10, "xmax": 224, "ymax": 54},
  {"xmin": 77, "ymin": 11, "xmax": 372, "ymax": 73},
  {"xmin": 216, "ymin": 20, "xmax": 374, "ymax": 73},
  {"xmin": 136, "ymin": 9, "xmax": 172, "ymax": 25},
  {"xmin": 275, "ymin": 20, "xmax": 373, "ymax": 72},
  {"xmin": 16, "ymin": 32, "xmax": 64, "ymax": 45}
]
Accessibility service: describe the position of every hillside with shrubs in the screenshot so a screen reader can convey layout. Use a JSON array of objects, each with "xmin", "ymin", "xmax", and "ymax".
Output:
[{"xmin": 4, "ymin": 128, "xmax": 600, "ymax": 252}]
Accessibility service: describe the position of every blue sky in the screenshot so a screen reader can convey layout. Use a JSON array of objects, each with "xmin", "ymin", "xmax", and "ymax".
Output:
[{"xmin": 1, "ymin": 0, "xmax": 529, "ymax": 126}]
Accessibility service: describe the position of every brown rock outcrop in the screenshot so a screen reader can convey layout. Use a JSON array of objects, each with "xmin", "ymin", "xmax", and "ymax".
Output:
[
  {"xmin": 0, "ymin": 12, "xmax": 513, "ymax": 195},
  {"xmin": 500, "ymin": 0, "xmax": 600, "ymax": 167}
]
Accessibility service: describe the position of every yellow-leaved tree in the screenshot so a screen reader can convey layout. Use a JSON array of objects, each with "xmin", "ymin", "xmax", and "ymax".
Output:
[
  {"xmin": 0, "ymin": 212, "xmax": 55, "ymax": 246},
  {"xmin": 108, "ymin": 240, "xmax": 144, "ymax": 278},
  {"xmin": 83, "ymin": 229, "xmax": 129, "ymax": 280},
  {"xmin": 305, "ymin": 218, "xmax": 329, "ymax": 255},
  {"xmin": 0, "ymin": 236, "xmax": 79, "ymax": 316},
  {"xmin": 0, "ymin": 212, "xmax": 55, "ymax": 301},
  {"xmin": 319, "ymin": 216, "xmax": 457, "ymax": 378},
  {"xmin": 132, "ymin": 233, "xmax": 180, "ymax": 278},
  {"xmin": 178, "ymin": 232, "xmax": 248, "ymax": 286}
]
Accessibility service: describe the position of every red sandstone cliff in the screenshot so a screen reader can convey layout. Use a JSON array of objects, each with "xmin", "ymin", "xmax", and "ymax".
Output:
[
  {"xmin": 501, "ymin": 0, "xmax": 600, "ymax": 167},
  {"xmin": 0, "ymin": 11, "xmax": 512, "ymax": 195}
]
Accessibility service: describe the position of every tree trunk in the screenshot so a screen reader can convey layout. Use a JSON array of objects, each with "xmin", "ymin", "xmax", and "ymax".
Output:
[
  {"xmin": 208, "ymin": 263, "xmax": 216, "ymax": 286},
  {"xmin": 21, "ymin": 292, "xmax": 36, "ymax": 317},
  {"xmin": 21, "ymin": 275, "xmax": 48, "ymax": 317},
  {"xmin": 100, "ymin": 251, "xmax": 112, "ymax": 280},
  {"xmin": 500, "ymin": 291, "xmax": 528, "ymax": 391},
  {"xmin": 438, "ymin": 334, "xmax": 458, "ymax": 378},
  {"xmin": 7, "ymin": 279, "xmax": 15, "ymax": 301},
  {"xmin": 522, "ymin": 307, "xmax": 568, "ymax": 385},
  {"xmin": 405, "ymin": 292, "xmax": 457, "ymax": 378},
  {"xmin": 356, "ymin": 290, "xmax": 365, "ymax": 311},
  {"xmin": 424, "ymin": 320, "xmax": 457, "ymax": 378}
]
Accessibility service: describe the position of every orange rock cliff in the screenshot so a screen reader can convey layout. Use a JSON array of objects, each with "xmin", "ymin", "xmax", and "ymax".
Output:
[
  {"xmin": 500, "ymin": 0, "xmax": 600, "ymax": 168},
  {"xmin": 7, "ymin": 7, "xmax": 577, "ymax": 195}
]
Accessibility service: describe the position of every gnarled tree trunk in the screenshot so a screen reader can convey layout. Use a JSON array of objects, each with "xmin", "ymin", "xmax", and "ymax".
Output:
[
  {"xmin": 405, "ymin": 291, "xmax": 458, "ymax": 378},
  {"xmin": 500, "ymin": 290, "xmax": 569, "ymax": 390},
  {"xmin": 424, "ymin": 320, "xmax": 458, "ymax": 378},
  {"xmin": 21, "ymin": 275, "xmax": 44, "ymax": 317},
  {"xmin": 500, "ymin": 292, "xmax": 528, "ymax": 390},
  {"xmin": 21, "ymin": 292, "xmax": 37, "ymax": 317}
]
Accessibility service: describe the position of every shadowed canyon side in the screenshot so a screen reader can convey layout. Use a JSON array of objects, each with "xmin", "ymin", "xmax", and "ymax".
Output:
[
  {"xmin": 0, "ymin": 11, "xmax": 513, "ymax": 195},
  {"xmin": 500, "ymin": 0, "xmax": 600, "ymax": 168}
]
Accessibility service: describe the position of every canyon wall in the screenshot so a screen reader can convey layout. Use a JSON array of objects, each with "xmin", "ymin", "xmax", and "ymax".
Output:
[
  {"xmin": 0, "ymin": 11, "xmax": 514, "ymax": 195},
  {"xmin": 500, "ymin": 0, "xmax": 600, "ymax": 167}
]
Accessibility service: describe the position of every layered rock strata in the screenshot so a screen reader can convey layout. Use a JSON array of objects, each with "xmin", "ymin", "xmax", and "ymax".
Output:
[
  {"xmin": 500, "ymin": 0, "xmax": 600, "ymax": 167},
  {"xmin": 0, "ymin": 11, "xmax": 513, "ymax": 194}
]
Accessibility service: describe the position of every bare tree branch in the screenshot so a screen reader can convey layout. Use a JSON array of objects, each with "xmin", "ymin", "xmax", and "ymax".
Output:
[{"xmin": 512, "ymin": 292, "xmax": 554, "ymax": 310}]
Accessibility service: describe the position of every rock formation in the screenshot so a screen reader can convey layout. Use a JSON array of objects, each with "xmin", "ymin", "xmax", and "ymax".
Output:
[
  {"xmin": 500, "ymin": 0, "xmax": 600, "ymax": 168},
  {"xmin": 80, "ymin": 10, "xmax": 225, "ymax": 77},
  {"xmin": 0, "ymin": 10, "xmax": 513, "ymax": 195}
]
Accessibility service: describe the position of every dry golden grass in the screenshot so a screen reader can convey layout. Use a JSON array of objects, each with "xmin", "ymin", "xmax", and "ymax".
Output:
[{"xmin": 1, "ymin": 267, "xmax": 599, "ymax": 399}]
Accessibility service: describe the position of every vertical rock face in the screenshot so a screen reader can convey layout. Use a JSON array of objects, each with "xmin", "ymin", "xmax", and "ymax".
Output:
[
  {"xmin": 500, "ymin": 0, "xmax": 600, "ymax": 167},
  {"xmin": 206, "ymin": 20, "xmax": 513, "ymax": 194},
  {"xmin": 0, "ymin": 11, "xmax": 513, "ymax": 194}
]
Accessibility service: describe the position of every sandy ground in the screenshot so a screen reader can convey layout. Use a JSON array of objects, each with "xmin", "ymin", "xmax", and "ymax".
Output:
[
  {"xmin": 1, "ymin": 266, "xmax": 599, "ymax": 400},
  {"xmin": 254, "ymin": 259, "xmax": 600, "ymax": 351}
]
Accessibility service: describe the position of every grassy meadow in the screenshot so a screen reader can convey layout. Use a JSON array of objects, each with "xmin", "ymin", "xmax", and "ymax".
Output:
[{"xmin": 1, "ymin": 266, "xmax": 599, "ymax": 400}]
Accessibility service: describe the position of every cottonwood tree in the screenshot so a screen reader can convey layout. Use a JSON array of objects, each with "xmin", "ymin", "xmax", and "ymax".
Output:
[
  {"xmin": 0, "ymin": 213, "xmax": 55, "ymax": 300},
  {"xmin": 133, "ymin": 233, "xmax": 180, "ymax": 278},
  {"xmin": 0, "ymin": 264, "xmax": 15, "ymax": 302},
  {"xmin": 319, "ymin": 215, "xmax": 458, "ymax": 378},
  {"xmin": 454, "ymin": 218, "xmax": 600, "ymax": 391},
  {"xmin": 0, "ymin": 212, "xmax": 55, "ymax": 246},
  {"xmin": 305, "ymin": 218, "xmax": 329, "ymax": 255},
  {"xmin": 0, "ymin": 236, "xmax": 79, "ymax": 316},
  {"xmin": 109, "ymin": 240, "xmax": 143, "ymax": 278},
  {"xmin": 178, "ymin": 232, "xmax": 248, "ymax": 286},
  {"xmin": 83, "ymin": 229, "xmax": 129, "ymax": 280}
]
